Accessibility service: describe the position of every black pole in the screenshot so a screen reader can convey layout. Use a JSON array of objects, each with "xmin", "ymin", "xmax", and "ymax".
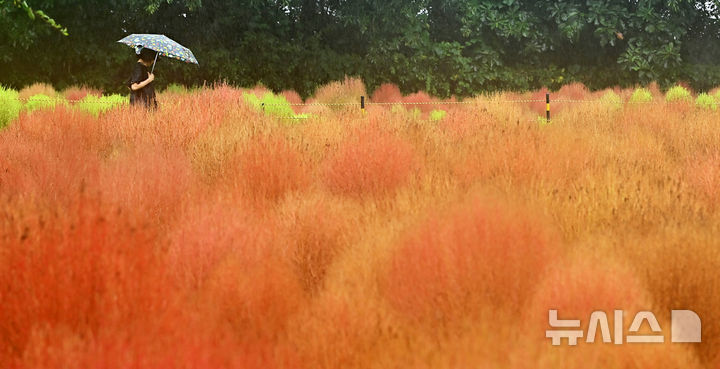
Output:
[
  {"xmin": 361, "ymin": 96, "xmax": 365, "ymax": 112},
  {"xmin": 150, "ymin": 51, "xmax": 159, "ymax": 74},
  {"xmin": 546, "ymin": 92, "xmax": 550, "ymax": 121}
]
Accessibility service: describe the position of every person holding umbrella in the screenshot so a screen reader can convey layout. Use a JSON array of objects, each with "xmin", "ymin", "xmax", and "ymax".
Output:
[
  {"xmin": 118, "ymin": 34, "xmax": 199, "ymax": 110},
  {"xmin": 128, "ymin": 47, "xmax": 158, "ymax": 109}
]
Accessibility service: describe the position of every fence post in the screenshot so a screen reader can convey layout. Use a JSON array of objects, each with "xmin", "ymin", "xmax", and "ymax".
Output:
[
  {"xmin": 546, "ymin": 93, "xmax": 550, "ymax": 122},
  {"xmin": 261, "ymin": 102, "xmax": 265, "ymax": 113},
  {"xmin": 361, "ymin": 96, "xmax": 365, "ymax": 113}
]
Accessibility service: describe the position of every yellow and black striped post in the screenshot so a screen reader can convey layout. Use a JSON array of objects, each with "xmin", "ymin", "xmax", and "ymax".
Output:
[
  {"xmin": 361, "ymin": 95, "xmax": 366, "ymax": 114},
  {"xmin": 546, "ymin": 93, "xmax": 550, "ymax": 121}
]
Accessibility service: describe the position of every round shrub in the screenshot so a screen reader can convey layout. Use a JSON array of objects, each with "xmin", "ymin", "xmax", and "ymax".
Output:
[
  {"xmin": 370, "ymin": 83, "xmax": 403, "ymax": 103},
  {"xmin": 429, "ymin": 109, "xmax": 447, "ymax": 121},
  {"xmin": 385, "ymin": 200, "xmax": 558, "ymax": 322},
  {"xmin": 62, "ymin": 86, "xmax": 102, "ymax": 101},
  {"xmin": 599, "ymin": 90, "xmax": 622, "ymax": 110},
  {"xmin": 695, "ymin": 93, "xmax": 717, "ymax": 110},
  {"xmin": 665, "ymin": 85, "xmax": 692, "ymax": 102},
  {"xmin": 243, "ymin": 92, "xmax": 296, "ymax": 118},
  {"xmin": 24, "ymin": 94, "xmax": 62, "ymax": 112},
  {"xmin": 75, "ymin": 95, "xmax": 103, "ymax": 116},
  {"xmin": 514, "ymin": 256, "xmax": 700, "ymax": 369},
  {"xmin": 75, "ymin": 94, "xmax": 127, "ymax": 117},
  {"xmin": 18, "ymin": 82, "xmax": 56, "ymax": 100},
  {"xmin": 230, "ymin": 136, "xmax": 310, "ymax": 201},
  {"xmin": 312, "ymin": 77, "xmax": 366, "ymax": 108},
  {"xmin": 402, "ymin": 91, "xmax": 436, "ymax": 113},
  {"xmin": 713, "ymin": 89, "xmax": 720, "ymax": 102},
  {"xmin": 322, "ymin": 125, "xmax": 415, "ymax": 196},
  {"xmin": 164, "ymin": 83, "xmax": 188, "ymax": 94},
  {"xmin": 0, "ymin": 86, "xmax": 21, "ymax": 129},
  {"xmin": 629, "ymin": 88, "xmax": 652, "ymax": 104}
]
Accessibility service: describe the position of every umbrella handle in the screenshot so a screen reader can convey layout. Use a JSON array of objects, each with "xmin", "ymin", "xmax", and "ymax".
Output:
[{"xmin": 150, "ymin": 51, "xmax": 159, "ymax": 74}]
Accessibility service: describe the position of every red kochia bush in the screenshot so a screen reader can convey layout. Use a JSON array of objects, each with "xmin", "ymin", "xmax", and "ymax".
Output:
[
  {"xmin": 524, "ymin": 257, "xmax": 650, "ymax": 333},
  {"xmin": 529, "ymin": 87, "xmax": 550, "ymax": 116},
  {"xmin": 402, "ymin": 91, "xmax": 437, "ymax": 113},
  {"xmin": 385, "ymin": 199, "xmax": 557, "ymax": 322},
  {"xmin": 281, "ymin": 196, "xmax": 350, "ymax": 294},
  {"xmin": 370, "ymin": 83, "xmax": 403, "ymax": 103},
  {"xmin": 0, "ymin": 196, "xmax": 172, "ymax": 365},
  {"xmin": 18, "ymin": 82, "xmax": 56, "ymax": 100},
  {"xmin": 0, "ymin": 107, "xmax": 103, "ymax": 203},
  {"xmin": 168, "ymin": 201, "xmax": 306, "ymax": 337},
  {"xmin": 228, "ymin": 135, "xmax": 310, "ymax": 202},
  {"xmin": 529, "ymin": 84, "xmax": 590, "ymax": 116},
  {"xmin": 322, "ymin": 124, "xmax": 415, "ymax": 196},
  {"xmin": 98, "ymin": 144, "xmax": 193, "ymax": 226},
  {"xmin": 281, "ymin": 90, "xmax": 303, "ymax": 114},
  {"xmin": 15, "ymin": 329, "xmax": 294, "ymax": 369},
  {"xmin": 687, "ymin": 152, "xmax": 720, "ymax": 207},
  {"xmin": 281, "ymin": 90, "xmax": 303, "ymax": 105},
  {"xmin": 557, "ymin": 82, "xmax": 590, "ymax": 100},
  {"xmin": 63, "ymin": 86, "xmax": 103, "ymax": 102},
  {"xmin": 509, "ymin": 258, "xmax": 696, "ymax": 369}
]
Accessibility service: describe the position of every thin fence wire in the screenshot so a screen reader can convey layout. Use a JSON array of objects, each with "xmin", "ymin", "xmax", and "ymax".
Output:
[
  {"xmin": 278, "ymin": 102, "xmax": 359, "ymax": 106},
  {"xmin": 260, "ymin": 98, "xmax": 683, "ymax": 107},
  {"xmin": 367, "ymin": 99, "xmax": 548, "ymax": 105},
  {"xmin": 8, "ymin": 96, "xmax": 705, "ymax": 107},
  {"xmin": 262, "ymin": 99, "xmax": 548, "ymax": 107}
]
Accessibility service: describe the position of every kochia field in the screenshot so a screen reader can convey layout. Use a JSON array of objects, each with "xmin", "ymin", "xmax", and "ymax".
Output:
[{"xmin": 1, "ymin": 80, "xmax": 719, "ymax": 368}]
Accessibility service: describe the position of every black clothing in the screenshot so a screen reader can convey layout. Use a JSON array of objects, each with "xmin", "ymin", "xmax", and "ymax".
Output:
[{"xmin": 128, "ymin": 62, "xmax": 157, "ymax": 109}]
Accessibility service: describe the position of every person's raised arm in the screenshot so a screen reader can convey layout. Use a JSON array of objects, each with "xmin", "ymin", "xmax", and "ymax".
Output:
[{"xmin": 131, "ymin": 73, "xmax": 155, "ymax": 91}]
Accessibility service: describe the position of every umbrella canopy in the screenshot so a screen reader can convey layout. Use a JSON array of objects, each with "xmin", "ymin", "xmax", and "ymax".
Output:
[{"xmin": 117, "ymin": 34, "xmax": 198, "ymax": 65}]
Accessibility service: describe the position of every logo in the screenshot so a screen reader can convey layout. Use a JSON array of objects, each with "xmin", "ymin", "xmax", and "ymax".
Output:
[{"xmin": 546, "ymin": 309, "xmax": 701, "ymax": 345}]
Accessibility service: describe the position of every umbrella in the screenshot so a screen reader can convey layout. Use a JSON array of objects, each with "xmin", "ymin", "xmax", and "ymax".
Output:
[{"xmin": 117, "ymin": 34, "xmax": 198, "ymax": 73}]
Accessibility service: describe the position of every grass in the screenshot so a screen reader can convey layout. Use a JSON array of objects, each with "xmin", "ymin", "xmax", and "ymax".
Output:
[{"xmin": 1, "ymin": 81, "xmax": 719, "ymax": 368}]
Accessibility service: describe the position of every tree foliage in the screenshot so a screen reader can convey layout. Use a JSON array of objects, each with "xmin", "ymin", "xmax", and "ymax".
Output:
[
  {"xmin": 2, "ymin": 0, "xmax": 720, "ymax": 97},
  {"xmin": 1, "ymin": 0, "xmax": 68, "ymax": 35}
]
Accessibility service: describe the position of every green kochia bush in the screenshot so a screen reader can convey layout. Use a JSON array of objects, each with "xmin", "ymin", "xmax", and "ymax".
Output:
[
  {"xmin": 244, "ymin": 92, "xmax": 307, "ymax": 119},
  {"xmin": 599, "ymin": 90, "xmax": 622, "ymax": 110},
  {"xmin": 24, "ymin": 94, "xmax": 62, "ymax": 112},
  {"xmin": 164, "ymin": 83, "xmax": 188, "ymax": 94},
  {"xmin": 665, "ymin": 85, "xmax": 692, "ymax": 102},
  {"xmin": 429, "ymin": 109, "xmax": 447, "ymax": 121},
  {"xmin": 695, "ymin": 93, "xmax": 717, "ymax": 110},
  {"xmin": 0, "ymin": 86, "xmax": 22, "ymax": 129},
  {"xmin": 630, "ymin": 88, "xmax": 653, "ymax": 103},
  {"xmin": 76, "ymin": 94, "xmax": 127, "ymax": 117}
]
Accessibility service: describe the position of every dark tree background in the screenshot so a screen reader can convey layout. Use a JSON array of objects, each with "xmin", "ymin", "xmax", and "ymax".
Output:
[{"xmin": 3, "ymin": 0, "xmax": 720, "ymax": 97}]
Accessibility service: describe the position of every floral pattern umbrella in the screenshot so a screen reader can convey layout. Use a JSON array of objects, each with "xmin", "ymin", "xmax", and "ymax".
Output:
[{"xmin": 117, "ymin": 34, "xmax": 198, "ymax": 66}]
